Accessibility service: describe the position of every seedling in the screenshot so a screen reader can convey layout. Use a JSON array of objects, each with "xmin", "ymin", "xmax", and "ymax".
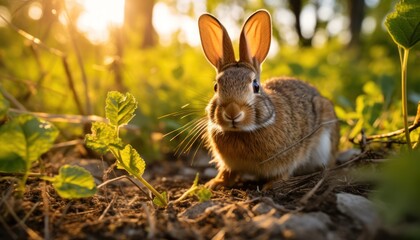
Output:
[
  {"xmin": 85, "ymin": 91, "xmax": 212, "ymax": 206},
  {"xmin": 385, "ymin": 0, "xmax": 420, "ymax": 149},
  {"xmin": 85, "ymin": 91, "xmax": 168, "ymax": 206},
  {"xmin": 173, "ymin": 173, "xmax": 212, "ymax": 204}
]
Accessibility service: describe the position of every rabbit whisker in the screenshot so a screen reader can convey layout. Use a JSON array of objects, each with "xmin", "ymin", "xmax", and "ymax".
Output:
[
  {"xmin": 175, "ymin": 117, "xmax": 207, "ymax": 156},
  {"xmin": 164, "ymin": 115, "xmax": 205, "ymax": 141}
]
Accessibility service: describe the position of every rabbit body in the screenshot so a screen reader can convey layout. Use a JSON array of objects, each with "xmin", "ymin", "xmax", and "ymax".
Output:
[{"xmin": 198, "ymin": 10, "xmax": 339, "ymax": 188}]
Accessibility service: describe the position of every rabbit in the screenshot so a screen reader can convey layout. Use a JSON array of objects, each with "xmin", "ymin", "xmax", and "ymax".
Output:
[{"xmin": 198, "ymin": 9, "xmax": 339, "ymax": 189}]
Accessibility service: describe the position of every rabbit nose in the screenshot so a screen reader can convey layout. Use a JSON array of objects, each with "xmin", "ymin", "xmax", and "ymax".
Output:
[{"xmin": 223, "ymin": 103, "xmax": 244, "ymax": 122}]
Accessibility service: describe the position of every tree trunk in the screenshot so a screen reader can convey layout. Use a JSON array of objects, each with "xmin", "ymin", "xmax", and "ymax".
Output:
[
  {"xmin": 125, "ymin": 0, "xmax": 157, "ymax": 49},
  {"xmin": 288, "ymin": 0, "xmax": 312, "ymax": 47},
  {"xmin": 348, "ymin": 0, "xmax": 365, "ymax": 47}
]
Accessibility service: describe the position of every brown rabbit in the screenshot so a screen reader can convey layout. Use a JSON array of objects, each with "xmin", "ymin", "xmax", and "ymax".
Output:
[{"xmin": 198, "ymin": 10, "xmax": 339, "ymax": 189}]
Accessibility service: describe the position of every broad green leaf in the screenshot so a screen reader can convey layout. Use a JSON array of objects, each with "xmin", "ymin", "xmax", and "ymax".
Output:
[
  {"xmin": 116, "ymin": 144, "xmax": 146, "ymax": 177},
  {"xmin": 52, "ymin": 165, "xmax": 97, "ymax": 199},
  {"xmin": 153, "ymin": 191, "xmax": 168, "ymax": 207},
  {"xmin": 105, "ymin": 91, "xmax": 137, "ymax": 127},
  {"xmin": 385, "ymin": 0, "xmax": 420, "ymax": 49},
  {"xmin": 0, "ymin": 92, "xmax": 10, "ymax": 119},
  {"xmin": 0, "ymin": 115, "xmax": 58, "ymax": 173},
  {"xmin": 85, "ymin": 122, "xmax": 123, "ymax": 154}
]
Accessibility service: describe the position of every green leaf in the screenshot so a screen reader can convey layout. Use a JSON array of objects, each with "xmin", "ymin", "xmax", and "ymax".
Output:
[
  {"xmin": 153, "ymin": 191, "xmax": 168, "ymax": 207},
  {"xmin": 372, "ymin": 149, "xmax": 420, "ymax": 238},
  {"xmin": 105, "ymin": 91, "xmax": 137, "ymax": 127},
  {"xmin": 0, "ymin": 115, "xmax": 58, "ymax": 173},
  {"xmin": 116, "ymin": 144, "xmax": 146, "ymax": 177},
  {"xmin": 195, "ymin": 187, "xmax": 212, "ymax": 202},
  {"xmin": 52, "ymin": 165, "xmax": 97, "ymax": 199},
  {"xmin": 0, "ymin": 92, "xmax": 10, "ymax": 120},
  {"xmin": 85, "ymin": 122, "xmax": 123, "ymax": 154},
  {"xmin": 385, "ymin": 0, "xmax": 420, "ymax": 49}
]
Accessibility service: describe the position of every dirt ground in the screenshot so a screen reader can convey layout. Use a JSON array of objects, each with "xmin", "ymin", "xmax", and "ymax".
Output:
[{"xmin": 0, "ymin": 147, "xmax": 398, "ymax": 240}]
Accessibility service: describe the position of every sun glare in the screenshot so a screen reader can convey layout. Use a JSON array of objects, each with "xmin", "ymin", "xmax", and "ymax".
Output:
[{"xmin": 74, "ymin": 0, "xmax": 125, "ymax": 44}]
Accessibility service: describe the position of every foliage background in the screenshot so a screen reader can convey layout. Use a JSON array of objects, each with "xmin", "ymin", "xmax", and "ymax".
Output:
[{"xmin": 0, "ymin": 0, "xmax": 419, "ymax": 160}]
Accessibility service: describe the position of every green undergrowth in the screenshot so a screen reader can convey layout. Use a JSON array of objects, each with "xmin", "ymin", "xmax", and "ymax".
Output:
[
  {"xmin": 0, "ymin": 93, "xmax": 97, "ymax": 199},
  {"xmin": 85, "ymin": 91, "xmax": 211, "ymax": 207}
]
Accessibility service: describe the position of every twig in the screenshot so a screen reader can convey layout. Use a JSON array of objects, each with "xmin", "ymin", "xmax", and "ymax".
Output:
[
  {"xmin": 42, "ymin": 181, "xmax": 51, "ymax": 240},
  {"xmin": 97, "ymin": 175, "xmax": 151, "ymax": 201},
  {"xmin": 63, "ymin": 7, "xmax": 92, "ymax": 115},
  {"xmin": 51, "ymin": 139, "xmax": 84, "ymax": 149},
  {"xmin": 0, "ymin": 185, "xmax": 15, "ymax": 209},
  {"xmin": 0, "ymin": 214, "xmax": 18, "ymax": 239},
  {"xmin": 365, "ymin": 101, "xmax": 420, "ymax": 142},
  {"xmin": 8, "ymin": 108, "xmax": 104, "ymax": 123},
  {"xmin": 98, "ymin": 194, "xmax": 116, "ymax": 221},
  {"xmin": 260, "ymin": 119, "xmax": 338, "ymax": 164},
  {"xmin": 56, "ymin": 201, "xmax": 73, "ymax": 227},
  {"xmin": 142, "ymin": 203, "xmax": 156, "ymax": 239},
  {"xmin": 3, "ymin": 198, "xmax": 43, "ymax": 240},
  {"xmin": 272, "ymin": 151, "xmax": 369, "ymax": 193},
  {"xmin": 212, "ymin": 229, "xmax": 226, "ymax": 240},
  {"xmin": 0, "ymin": 15, "xmax": 64, "ymax": 57},
  {"xmin": 365, "ymin": 122, "xmax": 420, "ymax": 141},
  {"xmin": 299, "ymin": 174, "xmax": 325, "ymax": 205},
  {"xmin": 0, "ymin": 83, "xmax": 27, "ymax": 111},
  {"xmin": 0, "ymin": 74, "xmax": 62, "ymax": 95},
  {"xmin": 62, "ymin": 57, "xmax": 85, "ymax": 115},
  {"xmin": 97, "ymin": 175, "xmax": 129, "ymax": 189},
  {"xmin": 8, "ymin": 108, "xmax": 140, "ymax": 131},
  {"xmin": 20, "ymin": 202, "xmax": 40, "ymax": 226},
  {"xmin": 29, "ymin": 43, "xmax": 47, "ymax": 87}
]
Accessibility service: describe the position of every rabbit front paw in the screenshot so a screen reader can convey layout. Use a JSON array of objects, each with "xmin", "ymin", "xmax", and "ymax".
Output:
[{"xmin": 205, "ymin": 169, "xmax": 238, "ymax": 190}]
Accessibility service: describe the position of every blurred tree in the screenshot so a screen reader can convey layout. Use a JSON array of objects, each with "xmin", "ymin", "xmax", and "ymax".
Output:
[
  {"xmin": 288, "ymin": 0, "xmax": 313, "ymax": 47},
  {"xmin": 125, "ymin": 0, "xmax": 157, "ymax": 49},
  {"xmin": 348, "ymin": 0, "xmax": 365, "ymax": 47}
]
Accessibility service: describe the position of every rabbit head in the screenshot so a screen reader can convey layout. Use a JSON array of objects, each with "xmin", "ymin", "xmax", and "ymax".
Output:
[{"xmin": 198, "ymin": 10, "xmax": 274, "ymax": 132}]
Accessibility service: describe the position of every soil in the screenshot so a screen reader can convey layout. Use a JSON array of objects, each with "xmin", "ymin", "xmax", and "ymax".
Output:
[{"xmin": 0, "ymin": 147, "xmax": 397, "ymax": 240}]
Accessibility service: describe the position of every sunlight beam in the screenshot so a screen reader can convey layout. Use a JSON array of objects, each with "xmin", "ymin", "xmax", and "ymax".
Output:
[{"xmin": 74, "ymin": 0, "xmax": 125, "ymax": 44}]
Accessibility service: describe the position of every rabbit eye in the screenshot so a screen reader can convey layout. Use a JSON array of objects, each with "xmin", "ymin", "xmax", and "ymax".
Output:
[
  {"xmin": 252, "ymin": 79, "xmax": 260, "ymax": 93},
  {"xmin": 214, "ymin": 83, "xmax": 218, "ymax": 92}
]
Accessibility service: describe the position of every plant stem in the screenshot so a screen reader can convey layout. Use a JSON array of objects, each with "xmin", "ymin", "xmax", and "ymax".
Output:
[
  {"xmin": 400, "ymin": 47, "xmax": 412, "ymax": 150},
  {"xmin": 109, "ymin": 148, "xmax": 167, "ymax": 206},
  {"xmin": 130, "ymin": 170, "xmax": 167, "ymax": 206}
]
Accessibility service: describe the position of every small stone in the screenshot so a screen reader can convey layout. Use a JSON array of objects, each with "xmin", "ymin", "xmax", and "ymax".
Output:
[
  {"xmin": 253, "ymin": 213, "xmax": 283, "ymax": 236},
  {"xmin": 278, "ymin": 212, "xmax": 334, "ymax": 240},
  {"xmin": 252, "ymin": 202, "xmax": 275, "ymax": 215},
  {"xmin": 336, "ymin": 193, "xmax": 380, "ymax": 237},
  {"xmin": 252, "ymin": 212, "xmax": 334, "ymax": 240},
  {"xmin": 67, "ymin": 158, "xmax": 107, "ymax": 180},
  {"xmin": 178, "ymin": 201, "xmax": 218, "ymax": 220}
]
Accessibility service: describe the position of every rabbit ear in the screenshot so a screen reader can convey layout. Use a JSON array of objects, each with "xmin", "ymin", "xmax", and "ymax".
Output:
[
  {"xmin": 198, "ymin": 14, "xmax": 235, "ymax": 71},
  {"xmin": 239, "ymin": 10, "xmax": 271, "ymax": 69}
]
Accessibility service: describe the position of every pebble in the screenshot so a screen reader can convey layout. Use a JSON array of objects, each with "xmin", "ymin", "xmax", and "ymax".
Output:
[
  {"xmin": 178, "ymin": 201, "xmax": 218, "ymax": 220},
  {"xmin": 252, "ymin": 211, "xmax": 334, "ymax": 240},
  {"xmin": 278, "ymin": 212, "xmax": 334, "ymax": 240},
  {"xmin": 252, "ymin": 202, "xmax": 275, "ymax": 215},
  {"xmin": 336, "ymin": 192, "xmax": 380, "ymax": 237}
]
